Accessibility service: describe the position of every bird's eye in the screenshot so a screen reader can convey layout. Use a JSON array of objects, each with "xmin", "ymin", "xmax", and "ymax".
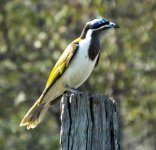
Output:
[{"xmin": 92, "ymin": 19, "xmax": 109, "ymax": 29}]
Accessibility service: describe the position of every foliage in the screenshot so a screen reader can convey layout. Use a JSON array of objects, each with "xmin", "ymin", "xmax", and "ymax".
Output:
[{"xmin": 0, "ymin": 0, "xmax": 156, "ymax": 149}]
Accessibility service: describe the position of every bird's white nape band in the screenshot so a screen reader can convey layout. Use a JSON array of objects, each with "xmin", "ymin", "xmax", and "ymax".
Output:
[
  {"xmin": 88, "ymin": 19, "xmax": 104, "ymax": 25},
  {"xmin": 86, "ymin": 29, "xmax": 93, "ymax": 38}
]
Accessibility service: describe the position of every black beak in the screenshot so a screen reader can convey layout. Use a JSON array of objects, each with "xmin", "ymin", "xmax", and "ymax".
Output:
[{"xmin": 113, "ymin": 24, "xmax": 120, "ymax": 28}]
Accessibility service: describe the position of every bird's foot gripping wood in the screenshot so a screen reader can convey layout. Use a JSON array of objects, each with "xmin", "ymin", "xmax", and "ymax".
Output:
[
  {"xmin": 70, "ymin": 89, "xmax": 83, "ymax": 94},
  {"xmin": 66, "ymin": 85, "xmax": 83, "ymax": 94}
]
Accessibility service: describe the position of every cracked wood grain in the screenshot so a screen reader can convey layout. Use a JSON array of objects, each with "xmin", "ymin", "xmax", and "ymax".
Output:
[{"xmin": 60, "ymin": 93, "xmax": 120, "ymax": 150}]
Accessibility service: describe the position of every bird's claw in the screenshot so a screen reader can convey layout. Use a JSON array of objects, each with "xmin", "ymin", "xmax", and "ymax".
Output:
[
  {"xmin": 69, "ymin": 88, "xmax": 83, "ymax": 94},
  {"xmin": 66, "ymin": 85, "xmax": 83, "ymax": 94}
]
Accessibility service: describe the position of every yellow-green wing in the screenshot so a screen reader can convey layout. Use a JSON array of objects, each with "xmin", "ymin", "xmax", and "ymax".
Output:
[
  {"xmin": 45, "ymin": 46, "xmax": 77, "ymax": 89},
  {"xmin": 37, "ymin": 38, "xmax": 81, "ymax": 104},
  {"xmin": 45, "ymin": 37, "xmax": 81, "ymax": 90}
]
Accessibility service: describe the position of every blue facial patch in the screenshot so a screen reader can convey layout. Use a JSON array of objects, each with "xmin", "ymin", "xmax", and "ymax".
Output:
[{"xmin": 90, "ymin": 19, "xmax": 109, "ymax": 29}]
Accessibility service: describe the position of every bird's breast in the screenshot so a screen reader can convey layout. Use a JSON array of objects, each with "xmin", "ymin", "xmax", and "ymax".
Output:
[{"xmin": 62, "ymin": 38, "xmax": 99, "ymax": 88}]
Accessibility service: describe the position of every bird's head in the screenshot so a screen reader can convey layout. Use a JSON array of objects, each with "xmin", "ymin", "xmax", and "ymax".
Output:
[
  {"xmin": 87, "ymin": 18, "xmax": 119, "ymax": 30},
  {"xmin": 80, "ymin": 18, "xmax": 119, "ymax": 38}
]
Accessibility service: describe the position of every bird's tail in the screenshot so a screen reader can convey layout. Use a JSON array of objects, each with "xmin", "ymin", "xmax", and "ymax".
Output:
[{"xmin": 20, "ymin": 100, "xmax": 50, "ymax": 129}]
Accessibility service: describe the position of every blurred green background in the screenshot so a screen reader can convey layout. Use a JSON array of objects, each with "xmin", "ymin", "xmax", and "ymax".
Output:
[{"xmin": 0, "ymin": 0, "xmax": 156, "ymax": 150}]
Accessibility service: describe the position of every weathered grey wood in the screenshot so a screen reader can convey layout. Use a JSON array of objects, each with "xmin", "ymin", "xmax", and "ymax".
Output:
[{"xmin": 60, "ymin": 93, "xmax": 120, "ymax": 150}]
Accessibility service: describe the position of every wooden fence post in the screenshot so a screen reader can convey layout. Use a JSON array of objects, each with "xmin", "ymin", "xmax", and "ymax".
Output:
[{"xmin": 60, "ymin": 93, "xmax": 120, "ymax": 150}]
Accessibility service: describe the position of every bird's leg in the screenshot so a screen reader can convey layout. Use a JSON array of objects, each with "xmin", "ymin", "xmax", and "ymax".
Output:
[
  {"xmin": 66, "ymin": 85, "xmax": 83, "ymax": 94},
  {"xmin": 68, "ymin": 88, "xmax": 83, "ymax": 94}
]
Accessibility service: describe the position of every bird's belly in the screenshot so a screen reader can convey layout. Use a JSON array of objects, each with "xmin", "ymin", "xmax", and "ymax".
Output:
[{"xmin": 62, "ymin": 53, "xmax": 98, "ymax": 88}]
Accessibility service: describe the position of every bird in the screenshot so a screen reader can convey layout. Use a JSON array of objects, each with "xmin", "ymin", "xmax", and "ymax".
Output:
[{"xmin": 20, "ymin": 18, "xmax": 119, "ymax": 129}]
